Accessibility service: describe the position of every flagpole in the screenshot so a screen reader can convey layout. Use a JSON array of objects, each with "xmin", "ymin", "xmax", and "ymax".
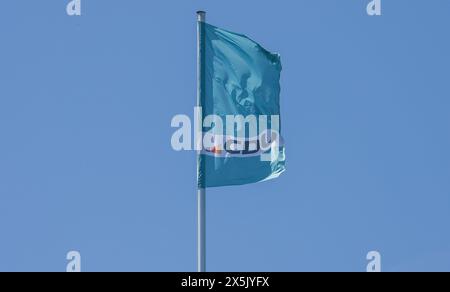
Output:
[{"xmin": 197, "ymin": 10, "xmax": 206, "ymax": 273}]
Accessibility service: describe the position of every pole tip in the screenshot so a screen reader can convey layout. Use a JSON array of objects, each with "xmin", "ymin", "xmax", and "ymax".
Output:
[{"xmin": 197, "ymin": 11, "xmax": 206, "ymax": 22}]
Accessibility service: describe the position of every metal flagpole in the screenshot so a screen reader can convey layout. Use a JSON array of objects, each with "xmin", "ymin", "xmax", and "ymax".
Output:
[{"xmin": 197, "ymin": 10, "xmax": 206, "ymax": 273}]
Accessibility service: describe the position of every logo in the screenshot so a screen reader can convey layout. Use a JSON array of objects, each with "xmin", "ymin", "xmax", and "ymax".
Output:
[
  {"xmin": 66, "ymin": 250, "xmax": 81, "ymax": 272},
  {"xmin": 367, "ymin": 0, "xmax": 382, "ymax": 16},
  {"xmin": 66, "ymin": 0, "xmax": 81, "ymax": 16},
  {"xmin": 366, "ymin": 251, "xmax": 381, "ymax": 272},
  {"xmin": 170, "ymin": 107, "xmax": 284, "ymax": 162}
]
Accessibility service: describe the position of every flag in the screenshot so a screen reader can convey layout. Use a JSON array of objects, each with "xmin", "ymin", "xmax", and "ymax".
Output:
[{"xmin": 198, "ymin": 23, "xmax": 286, "ymax": 188}]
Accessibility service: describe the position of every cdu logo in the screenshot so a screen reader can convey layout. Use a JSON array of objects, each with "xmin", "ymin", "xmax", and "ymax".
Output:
[{"xmin": 367, "ymin": 0, "xmax": 382, "ymax": 16}]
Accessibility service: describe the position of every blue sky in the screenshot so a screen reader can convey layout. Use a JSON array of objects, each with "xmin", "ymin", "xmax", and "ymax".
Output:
[{"xmin": 0, "ymin": 0, "xmax": 449, "ymax": 271}]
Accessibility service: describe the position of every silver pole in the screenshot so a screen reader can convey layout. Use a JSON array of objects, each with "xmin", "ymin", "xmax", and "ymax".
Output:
[
  {"xmin": 197, "ymin": 10, "xmax": 206, "ymax": 273},
  {"xmin": 197, "ymin": 189, "xmax": 206, "ymax": 272}
]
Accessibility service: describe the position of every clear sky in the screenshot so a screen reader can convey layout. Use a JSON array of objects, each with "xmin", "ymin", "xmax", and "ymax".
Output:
[{"xmin": 0, "ymin": 1, "xmax": 449, "ymax": 272}]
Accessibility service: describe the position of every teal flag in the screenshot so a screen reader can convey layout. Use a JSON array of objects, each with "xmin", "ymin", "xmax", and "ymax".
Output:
[{"xmin": 198, "ymin": 23, "xmax": 286, "ymax": 188}]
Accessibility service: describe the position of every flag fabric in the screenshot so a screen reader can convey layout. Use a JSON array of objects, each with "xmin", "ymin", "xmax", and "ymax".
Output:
[{"xmin": 198, "ymin": 23, "xmax": 286, "ymax": 188}]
